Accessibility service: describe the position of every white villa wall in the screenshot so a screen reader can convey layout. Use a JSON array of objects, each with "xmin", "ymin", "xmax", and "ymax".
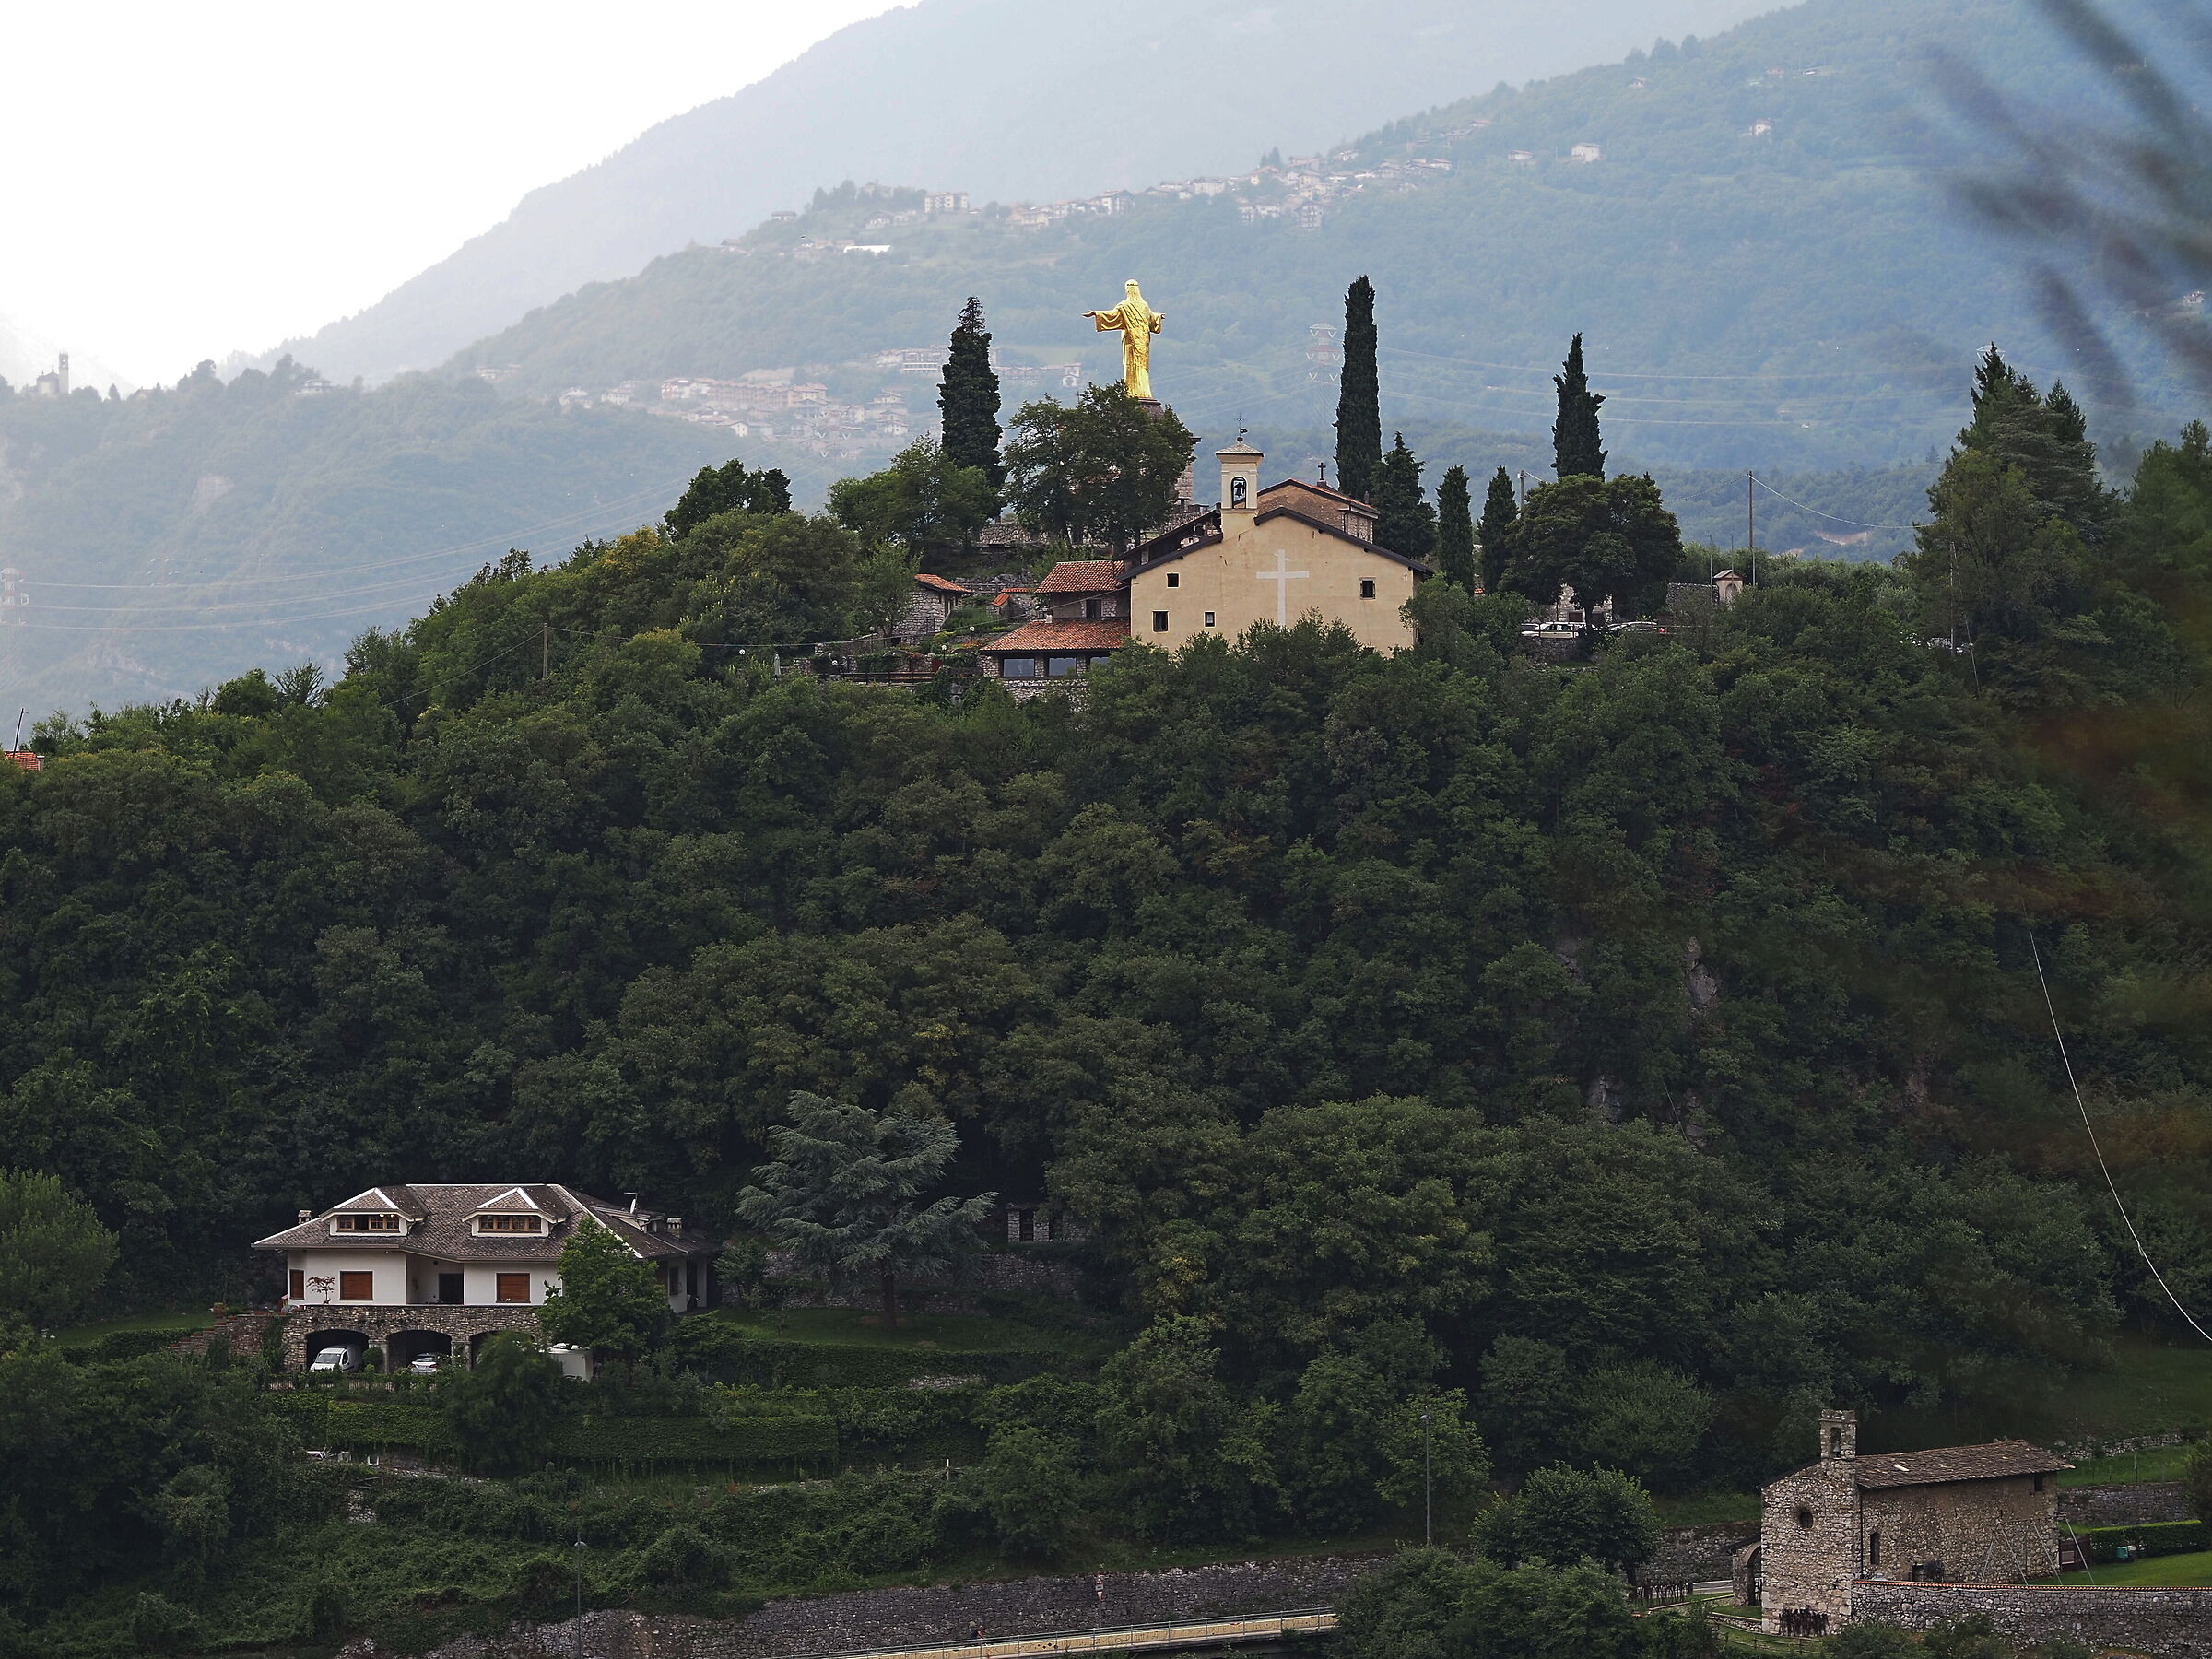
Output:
[
  {"xmin": 287, "ymin": 1247, "xmax": 407, "ymax": 1306},
  {"xmin": 462, "ymin": 1263, "xmax": 560, "ymax": 1305}
]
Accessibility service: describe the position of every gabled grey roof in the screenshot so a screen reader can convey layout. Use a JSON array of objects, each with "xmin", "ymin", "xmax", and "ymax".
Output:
[
  {"xmin": 253, "ymin": 1183, "xmax": 712, "ymax": 1264},
  {"xmin": 1853, "ymin": 1441, "xmax": 2069, "ymax": 1489}
]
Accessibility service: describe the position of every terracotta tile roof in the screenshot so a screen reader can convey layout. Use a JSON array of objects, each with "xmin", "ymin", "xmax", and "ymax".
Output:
[
  {"xmin": 1264, "ymin": 477, "xmax": 1379, "ymax": 516},
  {"xmin": 982, "ymin": 618, "xmax": 1130, "ymax": 653},
  {"xmin": 1852, "ymin": 1441, "xmax": 2069, "ymax": 1489},
  {"xmin": 1036, "ymin": 560, "xmax": 1124, "ymax": 595},
  {"xmin": 914, "ymin": 572, "xmax": 972, "ymax": 594},
  {"xmin": 6, "ymin": 751, "xmax": 41, "ymax": 772},
  {"xmin": 988, "ymin": 589, "xmax": 1031, "ymax": 608},
  {"xmin": 253, "ymin": 1182, "xmax": 712, "ymax": 1263}
]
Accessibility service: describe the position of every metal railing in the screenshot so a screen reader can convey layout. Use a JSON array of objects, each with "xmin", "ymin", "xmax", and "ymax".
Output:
[{"xmin": 783, "ymin": 1609, "xmax": 1336, "ymax": 1659}]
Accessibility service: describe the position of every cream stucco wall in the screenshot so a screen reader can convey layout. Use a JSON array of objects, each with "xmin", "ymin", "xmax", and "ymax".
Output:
[
  {"xmin": 1127, "ymin": 512, "xmax": 1418, "ymax": 654},
  {"xmin": 286, "ymin": 1247, "xmax": 406, "ymax": 1306}
]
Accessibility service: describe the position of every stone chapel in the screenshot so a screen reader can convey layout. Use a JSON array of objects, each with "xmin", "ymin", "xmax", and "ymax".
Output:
[
  {"xmin": 979, "ymin": 440, "xmax": 1430, "ymax": 688},
  {"xmin": 1742, "ymin": 1409, "xmax": 2068, "ymax": 1631}
]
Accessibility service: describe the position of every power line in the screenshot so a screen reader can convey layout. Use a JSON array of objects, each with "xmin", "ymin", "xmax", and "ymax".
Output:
[
  {"xmin": 2029, "ymin": 929, "xmax": 2212, "ymax": 1345},
  {"xmin": 1749, "ymin": 474, "xmax": 1919, "ymax": 532}
]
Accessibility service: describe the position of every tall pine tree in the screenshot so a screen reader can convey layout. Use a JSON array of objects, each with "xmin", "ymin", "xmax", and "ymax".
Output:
[
  {"xmin": 1335, "ymin": 276, "xmax": 1382, "ymax": 501},
  {"xmin": 939, "ymin": 297, "xmax": 1004, "ymax": 489},
  {"xmin": 1435, "ymin": 465, "xmax": 1477, "ymax": 589},
  {"xmin": 1372, "ymin": 433, "xmax": 1436, "ymax": 560},
  {"xmin": 1552, "ymin": 335, "xmax": 1606, "ymax": 480},
  {"xmin": 1478, "ymin": 467, "xmax": 1519, "ymax": 592}
]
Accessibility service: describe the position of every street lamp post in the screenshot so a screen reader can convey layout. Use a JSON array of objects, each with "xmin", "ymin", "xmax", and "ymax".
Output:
[
  {"xmin": 1421, "ymin": 1411, "xmax": 1434, "ymax": 1547},
  {"xmin": 572, "ymin": 1527, "xmax": 586, "ymax": 1659}
]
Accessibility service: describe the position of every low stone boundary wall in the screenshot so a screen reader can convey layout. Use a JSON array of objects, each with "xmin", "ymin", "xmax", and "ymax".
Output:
[
  {"xmin": 1854, "ymin": 1580, "xmax": 2212, "ymax": 1659},
  {"xmin": 1646, "ymin": 1524, "xmax": 1756, "ymax": 1583},
  {"xmin": 341, "ymin": 1554, "xmax": 1386, "ymax": 1659},
  {"xmin": 2058, "ymin": 1480, "xmax": 2191, "ymax": 1526}
]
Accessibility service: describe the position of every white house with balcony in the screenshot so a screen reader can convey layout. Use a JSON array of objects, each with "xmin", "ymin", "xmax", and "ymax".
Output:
[{"xmin": 254, "ymin": 1182, "xmax": 716, "ymax": 1371}]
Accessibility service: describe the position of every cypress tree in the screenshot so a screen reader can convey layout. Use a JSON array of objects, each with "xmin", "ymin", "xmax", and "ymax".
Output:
[
  {"xmin": 1552, "ymin": 334, "xmax": 1606, "ymax": 480},
  {"xmin": 1478, "ymin": 466, "xmax": 1518, "ymax": 592},
  {"xmin": 938, "ymin": 297, "xmax": 1004, "ymax": 489},
  {"xmin": 1372, "ymin": 432, "xmax": 1436, "ymax": 560},
  {"xmin": 1335, "ymin": 276, "xmax": 1382, "ymax": 501},
  {"xmin": 1436, "ymin": 465, "xmax": 1477, "ymax": 588}
]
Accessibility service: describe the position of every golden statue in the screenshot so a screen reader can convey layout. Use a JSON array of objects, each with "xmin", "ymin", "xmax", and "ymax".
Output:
[{"xmin": 1084, "ymin": 279, "xmax": 1165, "ymax": 399}]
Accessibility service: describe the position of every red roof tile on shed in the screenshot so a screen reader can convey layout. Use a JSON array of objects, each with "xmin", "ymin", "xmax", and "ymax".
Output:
[
  {"xmin": 1036, "ymin": 560, "xmax": 1124, "ymax": 594},
  {"xmin": 982, "ymin": 619, "xmax": 1130, "ymax": 653},
  {"xmin": 913, "ymin": 572, "xmax": 972, "ymax": 594}
]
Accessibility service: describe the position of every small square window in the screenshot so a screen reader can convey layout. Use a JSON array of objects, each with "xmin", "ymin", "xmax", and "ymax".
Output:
[
  {"xmin": 1360, "ymin": 579, "xmax": 1376, "ymax": 599},
  {"xmin": 338, "ymin": 1271, "xmax": 374, "ymax": 1301},
  {"xmin": 1152, "ymin": 611, "xmax": 1169, "ymax": 632},
  {"xmin": 1204, "ymin": 612, "xmax": 1216, "ymax": 628},
  {"xmin": 1166, "ymin": 572, "xmax": 1180, "ymax": 588},
  {"xmin": 496, "ymin": 1273, "xmax": 531, "ymax": 1304},
  {"xmin": 2032, "ymin": 1475, "xmax": 2045, "ymax": 1494}
]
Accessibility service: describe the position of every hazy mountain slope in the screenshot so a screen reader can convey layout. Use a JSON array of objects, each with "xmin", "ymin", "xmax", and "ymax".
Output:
[
  {"xmin": 444, "ymin": 0, "xmax": 2169, "ymax": 475},
  {"xmin": 0, "ymin": 367, "xmax": 729, "ymax": 715},
  {"xmin": 265, "ymin": 0, "xmax": 1783, "ymax": 384}
]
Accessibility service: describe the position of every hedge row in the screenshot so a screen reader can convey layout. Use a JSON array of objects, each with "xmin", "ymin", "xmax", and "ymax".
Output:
[
  {"xmin": 268, "ymin": 1394, "xmax": 834, "ymax": 1466},
  {"xmin": 2077, "ymin": 1520, "xmax": 2208, "ymax": 1562},
  {"xmin": 668, "ymin": 1324, "xmax": 1077, "ymax": 1389}
]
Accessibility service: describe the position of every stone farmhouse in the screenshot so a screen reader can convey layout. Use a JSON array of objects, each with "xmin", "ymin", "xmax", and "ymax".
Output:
[
  {"xmin": 889, "ymin": 571, "xmax": 977, "ymax": 644},
  {"xmin": 1740, "ymin": 1409, "xmax": 2068, "ymax": 1631},
  {"xmin": 979, "ymin": 441, "xmax": 1429, "ymax": 691},
  {"xmin": 255, "ymin": 1183, "xmax": 716, "ymax": 1372}
]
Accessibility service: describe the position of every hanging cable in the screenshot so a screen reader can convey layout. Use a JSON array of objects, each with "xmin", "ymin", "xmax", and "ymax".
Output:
[
  {"xmin": 1748, "ymin": 475, "xmax": 1918, "ymax": 533},
  {"xmin": 2028, "ymin": 929, "xmax": 2212, "ymax": 1343}
]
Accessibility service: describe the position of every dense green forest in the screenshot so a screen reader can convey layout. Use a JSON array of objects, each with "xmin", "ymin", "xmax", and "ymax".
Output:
[
  {"xmin": 449, "ymin": 0, "xmax": 2186, "ymax": 471},
  {"xmin": 6, "ymin": 337, "xmax": 2212, "ymax": 1651}
]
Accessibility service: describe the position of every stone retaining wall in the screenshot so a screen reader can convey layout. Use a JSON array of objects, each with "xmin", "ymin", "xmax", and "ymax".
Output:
[
  {"xmin": 284, "ymin": 1305, "xmax": 545, "ymax": 1370},
  {"xmin": 340, "ymin": 1554, "xmax": 1387, "ymax": 1659},
  {"xmin": 1645, "ymin": 1524, "xmax": 1757, "ymax": 1583},
  {"xmin": 1853, "ymin": 1580, "xmax": 2212, "ymax": 1659},
  {"xmin": 2057, "ymin": 1480, "xmax": 2191, "ymax": 1526}
]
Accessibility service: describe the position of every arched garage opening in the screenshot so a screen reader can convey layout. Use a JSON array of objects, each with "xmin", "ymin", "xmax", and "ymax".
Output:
[
  {"xmin": 387, "ymin": 1330, "xmax": 453, "ymax": 1371},
  {"xmin": 300, "ymin": 1329, "xmax": 368, "ymax": 1371}
]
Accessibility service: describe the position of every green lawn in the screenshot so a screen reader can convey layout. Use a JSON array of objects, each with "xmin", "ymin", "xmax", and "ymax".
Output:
[
  {"xmin": 1864, "ymin": 1336, "xmax": 2212, "ymax": 1454},
  {"xmin": 2059, "ymin": 1442, "xmax": 2199, "ymax": 1488},
  {"xmin": 717, "ymin": 1306, "xmax": 1097, "ymax": 1355},
  {"xmin": 2052, "ymin": 1548, "xmax": 2212, "ymax": 1586},
  {"xmin": 51, "ymin": 1311, "xmax": 212, "ymax": 1348}
]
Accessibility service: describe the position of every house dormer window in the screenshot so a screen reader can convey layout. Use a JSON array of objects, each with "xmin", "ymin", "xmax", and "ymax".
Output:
[
  {"xmin": 475, "ymin": 1215, "xmax": 544, "ymax": 1234},
  {"xmin": 334, "ymin": 1213, "xmax": 402, "ymax": 1233}
]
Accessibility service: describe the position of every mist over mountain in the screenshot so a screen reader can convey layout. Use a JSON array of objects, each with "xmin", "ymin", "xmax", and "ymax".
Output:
[{"xmin": 261, "ymin": 0, "xmax": 1784, "ymax": 385}]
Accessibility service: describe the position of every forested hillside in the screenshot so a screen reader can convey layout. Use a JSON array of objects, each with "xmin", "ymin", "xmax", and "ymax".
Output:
[
  {"xmin": 451, "ymin": 0, "xmax": 2183, "ymax": 473},
  {"xmin": 6, "ymin": 347, "xmax": 2212, "ymax": 1653}
]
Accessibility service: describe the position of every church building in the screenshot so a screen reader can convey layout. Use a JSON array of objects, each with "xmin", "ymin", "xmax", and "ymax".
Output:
[{"xmin": 980, "ymin": 440, "xmax": 1430, "ymax": 688}]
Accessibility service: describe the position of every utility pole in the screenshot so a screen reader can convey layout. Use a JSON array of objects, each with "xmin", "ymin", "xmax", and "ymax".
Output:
[
  {"xmin": 1421, "ymin": 1410, "xmax": 1434, "ymax": 1547},
  {"xmin": 1517, "ymin": 469, "xmax": 1527, "ymax": 511},
  {"xmin": 1747, "ymin": 471, "xmax": 1757, "ymax": 586}
]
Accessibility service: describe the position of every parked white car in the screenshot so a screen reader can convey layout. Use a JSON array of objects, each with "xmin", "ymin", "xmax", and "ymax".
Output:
[
  {"xmin": 406, "ymin": 1354, "xmax": 441, "ymax": 1375},
  {"xmin": 308, "ymin": 1346, "xmax": 359, "ymax": 1373},
  {"xmin": 1520, "ymin": 620, "xmax": 1582, "ymax": 637}
]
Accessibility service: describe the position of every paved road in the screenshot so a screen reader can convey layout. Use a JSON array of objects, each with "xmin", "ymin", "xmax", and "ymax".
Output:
[{"xmin": 824, "ymin": 1611, "xmax": 1337, "ymax": 1659}]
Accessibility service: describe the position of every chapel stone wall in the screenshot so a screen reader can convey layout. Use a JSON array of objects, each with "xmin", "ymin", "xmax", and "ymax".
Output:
[
  {"xmin": 1759, "ymin": 1456, "xmax": 1860, "ymax": 1629},
  {"xmin": 1861, "ymin": 1475, "xmax": 2059, "ymax": 1582}
]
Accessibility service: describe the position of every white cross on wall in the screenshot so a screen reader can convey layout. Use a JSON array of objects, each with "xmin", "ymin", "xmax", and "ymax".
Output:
[{"xmin": 1255, "ymin": 549, "xmax": 1311, "ymax": 626}]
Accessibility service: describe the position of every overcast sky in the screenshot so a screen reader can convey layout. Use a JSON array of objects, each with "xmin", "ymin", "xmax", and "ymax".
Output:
[{"xmin": 0, "ymin": 1, "xmax": 900, "ymax": 387}]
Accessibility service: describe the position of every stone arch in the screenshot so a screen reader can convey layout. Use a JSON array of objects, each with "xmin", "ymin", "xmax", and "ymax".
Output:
[
  {"xmin": 387, "ymin": 1329, "xmax": 453, "ymax": 1370},
  {"xmin": 300, "ymin": 1328, "xmax": 368, "ymax": 1369}
]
